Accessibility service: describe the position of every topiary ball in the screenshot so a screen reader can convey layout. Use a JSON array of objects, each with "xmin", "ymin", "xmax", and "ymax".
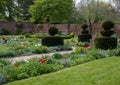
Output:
[
  {"xmin": 102, "ymin": 20, "xmax": 114, "ymax": 30},
  {"xmin": 48, "ymin": 26, "xmax": 58, "ymax": 36},
  {"xmin": 81, "ymin": 24, "xmax": 88, "ymax": 30}
]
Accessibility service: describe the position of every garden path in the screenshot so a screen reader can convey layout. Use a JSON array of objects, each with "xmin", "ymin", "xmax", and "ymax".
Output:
[{"xmin": 5, "ymin": 50, "xmax": 73, "ymax": 64}]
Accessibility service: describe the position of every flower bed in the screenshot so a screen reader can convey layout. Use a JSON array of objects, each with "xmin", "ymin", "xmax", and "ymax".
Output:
[
  {"xmin": 1, "ymin": 43, "xmax": 120, "ymax": 84},
  {"xmin": 0, "ymin": 35, "xmax": 73, "ymax": 58}
]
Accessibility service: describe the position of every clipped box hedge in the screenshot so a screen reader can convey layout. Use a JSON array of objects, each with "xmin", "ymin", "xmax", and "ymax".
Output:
[
  {"xmin": 41, "ymin": 36, "xmax": 64, "ymax": 46},
  {"xmin": 94, "ymin": 37, "xmax": 117, "ymax": 50},
  {"xmin": 78, "ymin": 34, "xmax": 92, "ymax": 42}
]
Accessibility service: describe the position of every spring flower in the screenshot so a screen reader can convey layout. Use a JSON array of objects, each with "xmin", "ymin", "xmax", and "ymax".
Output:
[
  {"xmin": 24, "ymin": 41, "xmax": 29, "ymax": 45},
  {"xmin": 65, "ymin": 40, "xmax": 70, "ymax": 44},
  {"xmin": 2, "ymin": 35, "xmax": 7, "ymax": 40},
  {"xmin": 38, "ymin": 59, "xmax": 47, "ymax": 63},
  {"xmin": 35, "ymin": 44, "xmax": 41, "ymax": 47},
  {"xmin": 83, "ymin": 45, "xmax": 89, "ymax": 48},
  {"xmin": 14, "ymin": 64, "xmax": 19, "ymax": 69},
  {"xmin": 24, "ymin": 59, "xmax": 29, "ymax": 63},
  {"xmin": 70, "ymin": 32, "xmax": 74, "ymax": 35},
  {"xmin": 83, "ymin": 45, "xmax": 92, "ymax": 49},
  {"xmin": 2, "ymin": 35, "xmax": 7, "ymax": 42}
]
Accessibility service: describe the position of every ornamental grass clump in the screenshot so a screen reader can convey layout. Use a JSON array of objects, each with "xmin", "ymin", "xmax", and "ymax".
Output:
[{"xmin": 94, "ymin": 20, "xmax": 117, "ymax": 50}]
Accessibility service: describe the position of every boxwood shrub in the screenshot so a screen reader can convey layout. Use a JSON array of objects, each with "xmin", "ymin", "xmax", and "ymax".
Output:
[
  {"xmin": 42, "ymin": 36, "xmax": 64, "ymax": 46},
  {"xmin": 100, "ymin": 30, "xmax": 114, "ymax": 37},
  {"xmin": 94, "ymin": 37, "xmax": 117, "ymax": 49},
  {"xmin": 78, "ymin": 34, "xmax": 92, "ymax": 42}
]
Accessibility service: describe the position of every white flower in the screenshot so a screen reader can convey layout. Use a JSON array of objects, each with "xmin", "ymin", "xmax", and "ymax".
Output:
[
  {"xmin": 24, "ymin": 59, "xmax": 29, "ymax": 63},
  {"xmin": 35, "ymin": 44, "xmax": 41, "ymax": 47}
]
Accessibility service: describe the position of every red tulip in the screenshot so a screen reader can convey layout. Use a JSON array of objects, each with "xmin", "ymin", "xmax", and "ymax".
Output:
[{"xmin": 38, "ymin": 59, "xmax": 47, "ymax": 63}]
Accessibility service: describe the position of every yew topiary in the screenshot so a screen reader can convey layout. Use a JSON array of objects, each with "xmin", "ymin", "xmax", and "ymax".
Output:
[
  {"xmin": 102, "ymin": 20, "xmax": 114, "ymax": 30},
  {"xmin": 94, "ymin": 20, "xmax": 117, "ymax": 49},
  {"xmin": 48, "ymin": 26, "xmax": 58, "ymax": 36},
  {"xmin": 81, "ymin": 24, "xmax": 88, "ymax": 30},
  {"xmin": 78, "ymin": 24, "xmax": 92, "ymax": 42}
]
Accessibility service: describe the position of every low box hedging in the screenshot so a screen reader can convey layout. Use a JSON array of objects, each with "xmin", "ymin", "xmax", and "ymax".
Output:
[
  {"xmin": 42, "ymin": 36, "xmax": 64, "ymax": 46},
  {"xmin": 61, "ymin": 35, "xmax": 72, "ymax": 39},
  {"xmin": 78, "ymin": 34, "xmax": 92, "ymax": 42},
  {"xmin": 94, "ymin": 37, "xmax": 117, "ymax": 49}
]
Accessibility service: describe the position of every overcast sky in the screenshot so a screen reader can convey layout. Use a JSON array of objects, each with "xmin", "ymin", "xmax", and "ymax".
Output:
[{"xmin": 76, "ymin": 0, "xmax": 109, "ymax": 3}]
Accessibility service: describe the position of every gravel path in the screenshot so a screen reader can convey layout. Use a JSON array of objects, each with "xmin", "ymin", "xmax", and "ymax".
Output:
[{"xmin": 5, "ymin": 50, "xmax": 73, "ymax": 64}]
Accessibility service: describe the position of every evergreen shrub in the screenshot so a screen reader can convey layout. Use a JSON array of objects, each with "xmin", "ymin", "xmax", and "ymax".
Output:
[
  {"xmin": 48, "ymin": 27, "xmax": 58, "ymax": 36},
  {"xmin": 94, "ymin": 37, "xmax": 117, "ymax": 49},
  {"xmin": 102, "ymin": 20, "xmax": 114, "ymax": 30},
  {"xmin": 42, "ymin": 36, "xmax": 63, "ymax": 46},
  {"xmin": 100, "ymin": 30, "xmax": 114, "ymax": 37},
  {"xmin": 78, "ymin": 34, "xmax": 92, "ymax": 42}
]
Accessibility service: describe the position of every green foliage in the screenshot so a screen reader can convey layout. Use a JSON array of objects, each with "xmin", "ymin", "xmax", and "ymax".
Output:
[
  {"xmin": 32, "ymin": 46, "xmax": 49, "ymax": 54},
  {"xmin": 102, "ymin": 20, "xmax": 114, "ymax": 30},
  {"xmin": 100, "ymin": 30, "xmax": 114, "ymax": 37},
  {"xmin": 0, "ymin": 59, "xmax": 11, "ymax": 67},
  {"xmin": 0, "ymin": 0, "xmax": 15, "ymax": 21},
  {"xmin": 78, "ymin": 34, "xmax": 92, "ymax": 42},
  {"xmin": 53, "ymin": 53, "xmax": 62, "ymax": 59},
  {"xmin": 5, "ymin": 57, "xmax": 120, "ymax": 85},
  {"xmin": 95, "ymin": 20, "xmax": 117, "ymax": 50},
  {"xmin": 78, "ymin": 1, "xmax": 117, "ymax": 23},
  {"xmin": 0, "ymin": 50, "xmax": 15, "ymax": 58},
  {"xmin": 0, "ymin": 74, "xmax": 7, "ymax": 85},
  {"xmin": 58, "ymin": 44, "xmax": 72, "ymax": 51},
  {"xmin": 48, "ymin": 27, "xmax": 58, "ymax": 36},
  {"xmin": 94, "ymin": 37, "xmax": 117, "ymax": 49},
  {"xmin": 0, "ymin": 28, "xmax": 11, "ymax": 35},
  {"xmin": 42, "ymin": 36, "xmax": 64, "ymax": 46},
  {"xmin": 74, "ymin": 47, "xmax": 87, "ymax": 54},
  {"xmin": 59, "ymin": 35, "xmax": 73, "ymax": 39},
  {"xmin": 3, "ymin": 45, "xmax": 120, "ymax": 84},
  {"xmin": 29, "ymin": 0, "xmax": 74, "ymax": 23},
  {"xmin": 79, "ymin": 23, "xmax": 91, "ymax": 42}
]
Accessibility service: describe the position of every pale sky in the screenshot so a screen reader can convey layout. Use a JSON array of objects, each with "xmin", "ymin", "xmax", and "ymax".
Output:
[{"xmin": 76, "ymin": 0, "xmax": 109, "ymax": 3}]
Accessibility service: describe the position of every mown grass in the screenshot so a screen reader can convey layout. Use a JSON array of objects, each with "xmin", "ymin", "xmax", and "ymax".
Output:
[{"xmin": 5, "ymin": 57, "xmax": 120, "ymax": 85}]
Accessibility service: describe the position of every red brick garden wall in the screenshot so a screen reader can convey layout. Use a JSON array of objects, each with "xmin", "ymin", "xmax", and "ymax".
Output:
[{"xmin": 0, "ymin": 21, "xmax": 120, "ymax": 35}]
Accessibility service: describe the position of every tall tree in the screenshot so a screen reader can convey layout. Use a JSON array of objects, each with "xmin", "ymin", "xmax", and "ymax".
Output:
[
  {"xmin": 15, "ymin": 0, "xmax": 34, "ymax": 21},
  {"xmin": 112, "ymin": 0, "xmax": 120, "ymax": 21},
  {"xmin": 29, "ymin": 0, "xmax": 74, "ymax": 23},
  {"xmin": 0, "ymin": 0, "xmax": 16, "ymax": 21},
  {"xmin": 77, "ymin": 0, "xmax": 116, "ymax": 23}
]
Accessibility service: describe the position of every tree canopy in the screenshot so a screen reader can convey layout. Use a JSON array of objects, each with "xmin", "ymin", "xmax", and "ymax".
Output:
[
  {"xmin": 76, "ymin": 0, "xmax": 117, "ymax": 23},
  {"xmin": 29, "ymin": 0, "xmax": 74, "ymax": 23}
]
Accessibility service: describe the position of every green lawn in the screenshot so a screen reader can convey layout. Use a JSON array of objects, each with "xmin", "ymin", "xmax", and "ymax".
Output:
[{"xmin": 6, "ymin": 57, "xmax": 120, "ymax": 85}]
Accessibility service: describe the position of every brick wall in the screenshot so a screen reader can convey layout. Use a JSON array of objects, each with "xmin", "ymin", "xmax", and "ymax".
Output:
[{"xmin": 0, "ymin": 21, "xmax": 120, "ymax": 35}]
